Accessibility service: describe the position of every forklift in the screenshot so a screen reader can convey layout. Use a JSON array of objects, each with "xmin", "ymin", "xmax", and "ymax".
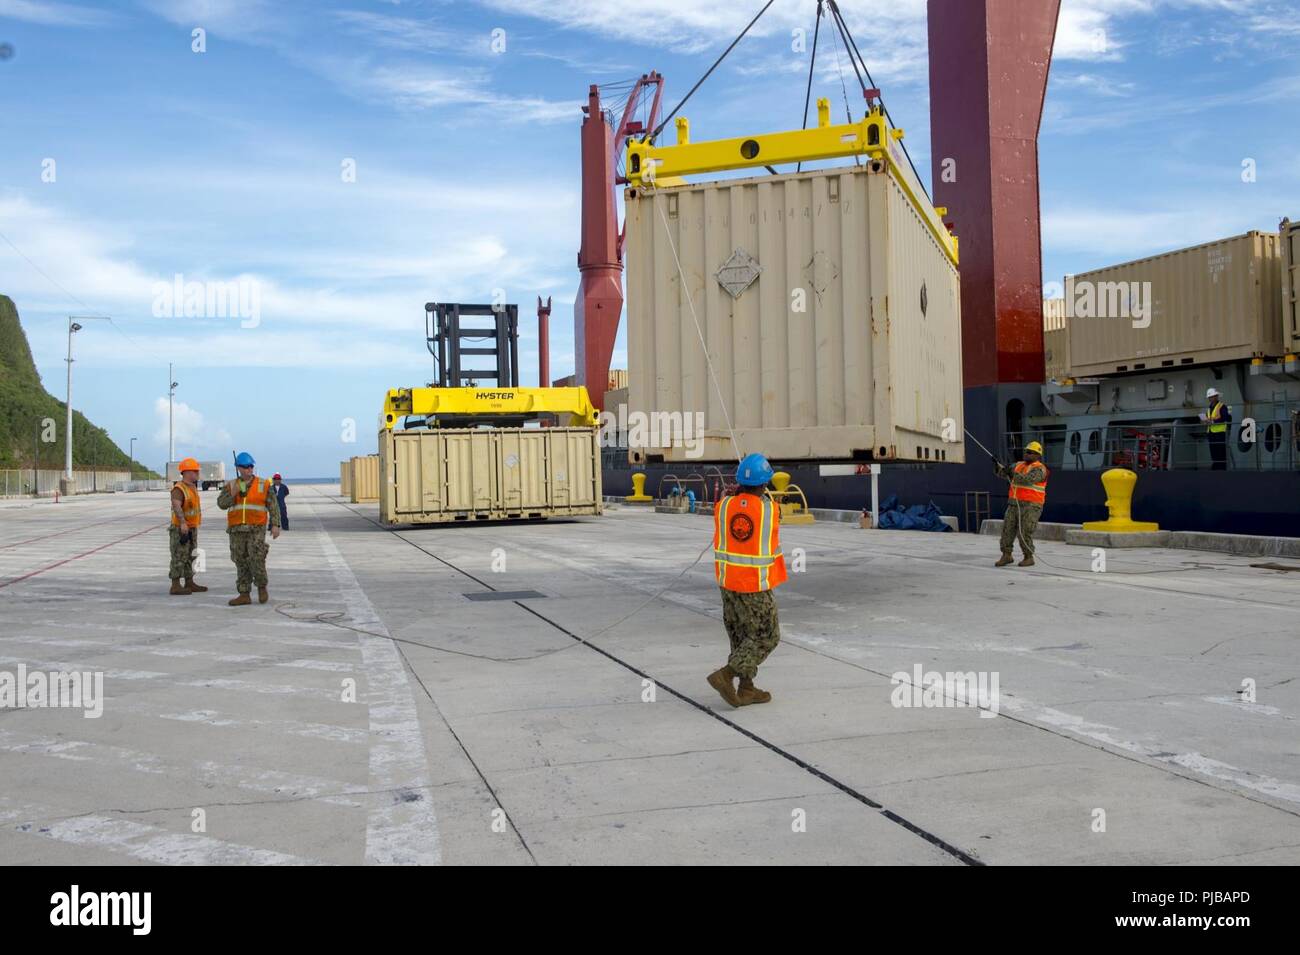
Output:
[{"xmin": 377, "ymin": 302, "xmax": 603, "ymax": 525}]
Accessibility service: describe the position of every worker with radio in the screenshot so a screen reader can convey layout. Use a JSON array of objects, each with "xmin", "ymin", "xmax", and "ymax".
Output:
[
  {"xmin": 168, "ymin": 457, "xmax": 207, "ymax": 595},
  {"xmin": 1202, "ymin": 387, "xmax": 1232, "ymax": 470},
  {"xmin": 272, "ymin": 473, "xmax": 290, "ymax": 529},
  {"xmin": 995, "ymin": 441, "xmax": 1048, "ymax": 567},
  {"xmin": 707, "ymin": 452, "xmax": 787, "ymax": 708},
  {"xmin": 217, "ymin": 451, "xmax": 281, "ymax": 606}
]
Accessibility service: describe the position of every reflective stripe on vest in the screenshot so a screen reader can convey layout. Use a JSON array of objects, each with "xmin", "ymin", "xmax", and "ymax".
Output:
[
  {"xmin": 1208, "ymin": 401, "xmax": 1227, "ymax": 434},
  {"xmin": 227, "ymin": 476, "xmax": 271, "ymax": 527},
  {"xmin": 171, "ymin": 482, "xmax": 201, "ymax": 528},
  {"xmin": 1008, "ymin": 461, "xmax": 1048, "ymax": 505},
  {"xmin": 713, "ymin": 493, "xmax": 787, "ymax": 593}
]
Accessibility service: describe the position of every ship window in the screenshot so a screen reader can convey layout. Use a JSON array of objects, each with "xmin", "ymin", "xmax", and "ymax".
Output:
[
  {"xmin": 1088, "ymin": 429, "xmax": 1101, "ymax": 454},
  {"xmin": 1264, "ymin": 423, "xmax": 1282, "ymax": 453},
  {"xmin": 1069, "ymin": 432, "xmax": 1081, "ymax": 455},
  {"xmin": 1237, "ymin": 429, "xmax": 1253, "ymax": 454}
]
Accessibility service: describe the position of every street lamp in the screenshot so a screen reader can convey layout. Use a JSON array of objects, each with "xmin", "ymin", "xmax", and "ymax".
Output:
[
  {"xmin": 129, "ymin": 436, "xmax": 137, "ymax": 478},
  {"xmin": 168, "ymin": 363, "xmax": 178, "ymax": 465},
  {"xmin": 65, "ymin": 315, "xmax": 108, "ymax": 481}
]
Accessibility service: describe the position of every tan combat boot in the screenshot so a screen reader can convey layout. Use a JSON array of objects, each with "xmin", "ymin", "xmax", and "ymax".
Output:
[
  {"xmin": 169, "ymin": 579, "xmax": 190, "ymax": 596},
  {"xmin": 737, "ymin": 677, "xmax": 772, "ymax": 706},
  {"xmin": 257, "ymin": 586, "xmax": 269, "ymax": 604},
  {"xmin": 228, "ymin": 592, "xmax": 252, "ymax": 606},
  {"xmin": 1019, "ymin": 555, "xmax": 1035, "ymax": 567},
  {"xmin": 995, "ymin": 552, "xmax": 1014, "ymax": 567},
  {"xmin": 706, "ymin": 665, "xmax": 741, "ymax": 708},
  {"xmin": 185, "ymin": 577, "xmax": 208, "ymax": 593}
]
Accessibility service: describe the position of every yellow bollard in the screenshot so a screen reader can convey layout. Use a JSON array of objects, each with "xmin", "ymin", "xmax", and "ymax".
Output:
[
  {"xmin": 624, "ymin": 472, "xmax": 653, "ymax": 503},
  {"xmin": 767, "ymin": 471, "xmax": 815, "ymax": 525},
  {"xmin": 1081, "ymin": 468, "xmax": 1160, "ymax": 532}
]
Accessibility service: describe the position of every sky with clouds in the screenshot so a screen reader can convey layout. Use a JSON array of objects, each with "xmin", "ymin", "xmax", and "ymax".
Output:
[{"xmin": 1, "ymin": 0, "xmax": 1297, "ymax": 475}]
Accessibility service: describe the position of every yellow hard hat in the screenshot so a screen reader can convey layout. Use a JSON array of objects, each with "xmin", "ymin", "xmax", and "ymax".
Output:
[{"xmin": 1024, "ymin": 441, "xmax": 1043, "ymax": 455}]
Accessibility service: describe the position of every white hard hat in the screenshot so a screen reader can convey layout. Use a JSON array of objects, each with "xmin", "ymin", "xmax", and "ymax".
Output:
[{"xmin": 1206, "ymin": 387, "xmax": 1220, "ymax": 398}]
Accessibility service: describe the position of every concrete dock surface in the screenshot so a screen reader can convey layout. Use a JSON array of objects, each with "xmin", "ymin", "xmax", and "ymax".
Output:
[{"xmin": 1, "ymin": 485, "xmax": 1298, "ymax": 865}]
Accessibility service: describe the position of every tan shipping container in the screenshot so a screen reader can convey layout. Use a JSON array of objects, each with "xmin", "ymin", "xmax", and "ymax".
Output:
[
  {"xmin": 378, "ymin": 427, "xmax": 602, "ymax": 525},
  {"xmin": 607, "ymin": 369, "xmax": 629, "ymax": 391},
  {"xmin": 1065, "ymin": 231, "xmax": 1283, "ymax": 378},
  {"xmin": 1282, "ymin": 218, "xmax": 1300, "ymax": 355},
  {"xmin": 349, "ymin": 454, "xmax": 379, "ymax": 503},
  {"xmin": 339, "ymin": 460, "xmax": 351, "ymax": 497},
  {"xmin": 625, "ymin": 162, "xmax": 964, "ymax": 464},
  {"xmin": 1043, "ymin": 298, "xmax": 1069, "ymax": 381}
]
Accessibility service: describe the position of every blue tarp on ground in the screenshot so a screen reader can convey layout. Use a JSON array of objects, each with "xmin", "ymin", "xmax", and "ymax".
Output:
[{"xmin": 876, "ymin": 494, "xmax": 952, "ymax": 532}]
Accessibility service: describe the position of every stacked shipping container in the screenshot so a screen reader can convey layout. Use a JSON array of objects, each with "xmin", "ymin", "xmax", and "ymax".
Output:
[{"xmin": 1064, "ymin": 231, "xmax": 1284, "ymax": 378}]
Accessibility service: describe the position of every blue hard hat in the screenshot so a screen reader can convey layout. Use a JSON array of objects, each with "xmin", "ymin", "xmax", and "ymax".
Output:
[
  {"xmin": 736, "ymin": 452, "xmax": 774, "ymax": 486},
  {"xmin": 235, "ymin": 452, "xmax": 255, "ymax": 467}
]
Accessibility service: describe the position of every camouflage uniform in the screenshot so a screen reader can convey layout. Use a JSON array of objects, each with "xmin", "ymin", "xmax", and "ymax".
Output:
[
  {"xmin": 168, "ymin": 526, "xmax": 198, "ymax": 581},
  {"xmin": 217, "ymin": 479, "xmax": 281, "ymax": 594},
  {"xmin": 721, "ymin": 588, "xmax": 781, "ymax": 679},
  {"xmin": 998, "ymin": 461, "xmax": 1047, "ymax": 557}
]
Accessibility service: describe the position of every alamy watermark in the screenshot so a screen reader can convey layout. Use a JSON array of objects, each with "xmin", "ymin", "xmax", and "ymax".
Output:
[
  {"xmin": 600, "ymin": 403, "xmax": 705, "ymax": 459},
  {"xmin": 890, "ymin": 664, "xmax": 1000, "ymax": 718},
  {"xmin": 1047, "ymin": 276, "xmax": 1152, "ymax": 328},
  {"xmin": 152, "ymin": 273, "xmax": 261, "ymax": 328},
  {"xmin": 1, "ymin": 665, "xmax": 104, "ymax": 718},
  {"xmin": 50, "ymin": 886, "xmax": 150, "ymax": 935}
]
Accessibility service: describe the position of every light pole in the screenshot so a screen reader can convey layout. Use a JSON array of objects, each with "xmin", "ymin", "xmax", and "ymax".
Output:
[
  {"xmin": 65, "ymin": 315, "xmax": 108, "ymax": 481},
  {"xmin": 168, "ymin": 364, "xmax": 178, "ymax": 465},
  {"xmin": 129, "ymin": 437, "xmax": 137, "ymax": 478}
]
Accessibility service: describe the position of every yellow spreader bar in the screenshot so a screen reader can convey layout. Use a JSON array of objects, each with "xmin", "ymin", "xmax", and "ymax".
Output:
[
  {"xmin": 381, "ymin": 386, "xmax": 599, "ymax": 429},
  {"xmin": 626, "ymin": 98, "xmax": 958, "ymax": 267}
]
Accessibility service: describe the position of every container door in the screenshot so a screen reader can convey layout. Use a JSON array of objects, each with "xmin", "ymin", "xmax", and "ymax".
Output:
[
  {"xmin": 516, "ymin": 432, "xmax": 548, "ymax": 511},
  {"xmin": 496, "ymin": 431, "xmax": 525, "ymax": 513},
  {"xmin": 441, "ymin": 432, "xmax": 474, "ymax": 512},
  {"xmin": 470, "ymin": 431, "xmax": 494, "ymax": 512},
  {"xmin": 414, "ymin": 432, "xmax": 442, "ymax": 515}
]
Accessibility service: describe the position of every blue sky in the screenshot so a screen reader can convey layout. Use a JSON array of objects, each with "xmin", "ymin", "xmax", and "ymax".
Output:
[{"xmin": 1, "ymin": 0, "xmax": 1297, "ymax": 475}]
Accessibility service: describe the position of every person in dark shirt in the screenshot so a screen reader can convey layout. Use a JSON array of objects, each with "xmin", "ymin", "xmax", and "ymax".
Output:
[
  {"xmin": 1203, "ymin": 388, "xmax": 1232, "ymax": 471},
  {"xmin": 272, "ymin": 473, "xmax": 290, "ymax": 529}
]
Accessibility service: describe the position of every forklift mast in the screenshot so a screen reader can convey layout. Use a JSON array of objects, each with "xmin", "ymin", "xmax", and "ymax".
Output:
[{"xmin": 425, "ymin": 302, "xmax": 520, "ymax": 389}]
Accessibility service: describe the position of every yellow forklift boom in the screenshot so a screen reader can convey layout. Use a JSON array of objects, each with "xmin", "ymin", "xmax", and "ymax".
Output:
[{"xmin": 382, "ymin": 386, "xmax": 599, "ymax": 429}]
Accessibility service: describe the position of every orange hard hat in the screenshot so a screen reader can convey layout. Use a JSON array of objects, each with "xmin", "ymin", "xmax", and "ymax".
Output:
[{"xmin": 178, "ymin": 457, "xmax": 200, "ymax": 472}]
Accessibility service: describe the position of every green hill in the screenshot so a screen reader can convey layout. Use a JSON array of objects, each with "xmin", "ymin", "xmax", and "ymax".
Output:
[{"xmin": 0, "ymin": 294, "xmax": 155, "ymax": 476}]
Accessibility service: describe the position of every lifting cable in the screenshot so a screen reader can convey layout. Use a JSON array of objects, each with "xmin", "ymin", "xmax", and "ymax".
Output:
[
  {"xmin": 647, "ymin": 0, "xmax": 777, "ymax": 144},
  {"xmin": 824, "ymin": 0, "xmax": 931, "ymax": 200},
  {"xmin": 964, "ymin": 428, "xmax": 1232, "ymax": 577},
  {"xmin": 826, "ymin": 5, "xmax": 859, "ymax": 166},
  {"xmin": 795, "ymin": 0, "xmax": 825, "ymax": 173}
]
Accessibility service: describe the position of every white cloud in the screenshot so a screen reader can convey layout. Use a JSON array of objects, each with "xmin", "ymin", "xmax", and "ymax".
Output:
[
  {"xmin": 0, "ymin": 180, "xmax": 577, "ymax": 365},
  {"xmin": 333, "ymin": 9, "xmax": 465, "ymax": 53},
  {"xmin": 356, "ymin": 63, "xmax": 578, "ymax": 122},
  {"xmin": 1053, "ymin": 0, "xmax": 1287, "ymax": 62},
  {"xmin": 477, "ymin": 0, "xmax": 930, "ymax": 80},
  {"xmin": 1052, "ymin": 72, "xmax": 1137, "ymax": 97},
  {"xmin": 135, "ymin": 0, "xmax": 286, "ymax": 37},
  {"xmin": 1043, "ymin": 205, "xmax": 1263, "ymax": 258},
  {"xmin": 0, "ymin": 0, "xmax": 112, "ymax": 27},
  {"xmin": 153, "ymin": 396, "xmax": 232, "ymax": 452}
]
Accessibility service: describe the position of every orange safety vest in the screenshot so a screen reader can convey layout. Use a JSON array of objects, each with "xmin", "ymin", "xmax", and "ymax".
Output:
[
  {"xmin": 713, "ymin": 493, "xmax": 787, "ymax": 593},
  {"xmin": 171, "ymin": 482, "xmax": 201, "ymax": 528},
  {"xmin": 1008, "ymin": 461, "xmax": 1048, "ymax": 505},
  {"xmin": 227, "ymin": 476, "xmax": 272, "ymax": 527}
]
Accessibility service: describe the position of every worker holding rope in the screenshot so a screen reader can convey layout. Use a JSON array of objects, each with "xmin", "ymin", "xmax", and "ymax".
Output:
[
  {"xmin": 708, "ymin": 453, "xmax": 787, "ymax": 708},
  {"xmin": 995, "ymin": 441, "xmax": 1049, "ymax": 567}
]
